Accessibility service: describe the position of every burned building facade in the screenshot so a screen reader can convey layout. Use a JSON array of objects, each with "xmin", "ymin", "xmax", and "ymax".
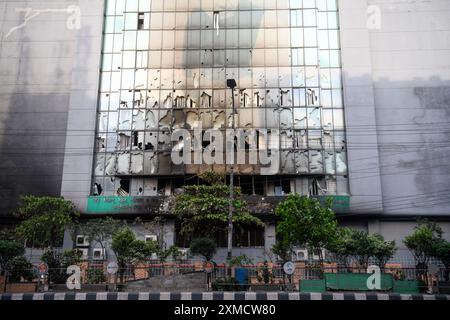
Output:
[
  {"xmin": 84, "ymin": 0, "xmax": 349, "ymax": 257},
  {"xmin": 92, "ymin": 0, "xmax": 348, "ymax": 200}
]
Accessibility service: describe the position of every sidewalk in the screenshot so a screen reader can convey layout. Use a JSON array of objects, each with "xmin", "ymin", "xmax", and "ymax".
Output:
[{"xmin": 1, "ymin": 292, "xmax": 450, "ymax": 301}]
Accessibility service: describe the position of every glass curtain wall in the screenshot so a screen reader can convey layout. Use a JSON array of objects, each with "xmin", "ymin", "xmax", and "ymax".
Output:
[{"xmin": 93, "ymin": 0, "xmax": 348, "ymax": 197}]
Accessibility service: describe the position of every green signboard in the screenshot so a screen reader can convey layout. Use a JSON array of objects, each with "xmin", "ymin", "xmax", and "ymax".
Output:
[
  {"xmin": 86, "ymin": 196, "xmax": 161, "ymax": 214},
  {"xmin": 314, "ymin": 195, "xmax": 350, "ymax": 212},
  {"xmin": 87, "ymin": 195, "xmax": 351, "ymax": 214}
]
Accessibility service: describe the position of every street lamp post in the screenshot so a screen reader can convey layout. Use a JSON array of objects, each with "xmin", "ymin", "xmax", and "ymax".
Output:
[{"xmin": 226, "ymin": 79, "xmax": 237, "ymax": 271}]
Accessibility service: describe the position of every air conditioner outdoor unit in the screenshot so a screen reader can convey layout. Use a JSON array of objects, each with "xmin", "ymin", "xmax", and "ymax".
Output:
[
  {"xmin": 295, "ymin": 249, "xmax": 308, "ymax": 261},
  {"xmin": 93, "ymin": 248, "xmax": 106, "ymax": 260},
  {"xmin": 312, "ymin": 249, "xmax": 326, "ymax": 261},
  {"xmin": 79, "ymin": 248, "xmax": 89, "ymax": 260},
  {"xmin": 76, "ymin": 235, "xmax": 90, "ymax": 247},
  {"xmin": 150, "ymin": 253, "xmax": 158, "ymax": 260},
  {"xmin": 145, "ymin": 235, "xmax": 158, "ymax": 242},
  {"xmin": 179, "ymin": 249, "xmax": 189, "ymax": 259}
]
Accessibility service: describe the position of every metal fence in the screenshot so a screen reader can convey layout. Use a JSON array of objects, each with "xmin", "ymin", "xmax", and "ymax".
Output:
[{"xmin": 1, "ymin": 262, "xmax": 450, "ymax": 293}]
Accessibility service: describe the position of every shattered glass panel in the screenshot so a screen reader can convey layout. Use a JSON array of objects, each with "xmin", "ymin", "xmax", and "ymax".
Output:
[
  {"xmin": 252, "ymin": 108, "xmax": 266, "ymax": 127},
  {"xmin": 266, "ymin": 108, "xmax": 280, "ymax": 128},
  {"xmin": 293, "ymin": 108, "xmax": 307, "ymax": 129},
  {"xmin": 145, "ymin": 110, "xmax": 158, "ymax": 129},
  {"xmin": 144, "ymin": 132, "xmax": 157, "ymax": 150},
  {"xmin": 117, "ymin": 132, "xmax": 131, "ymax": 151},
  {"xmin": 200, "ymin": 109, "xmax": 213, "ymax": 128},
  {"xmin": 336, "ymin": 152, "xmax": 348, "ymax": 175},
  {"xmin": 308, "ymin": 130, "xmax": 322, "ymax": 149},
  {"xmin": 238, "ymin": 109, "xmax": 252, "ymax": 128},
  {"xmin": 94, "ymin": 154, "xmax": 105, "ymax": 176},
  {"xmin": 322, "ymin": 109, "xmax": 333, "ymax": 130},
  {"xmin": 309, "ymin": 150, "xmax": 323, "ymax": 174},
  {"xmin": 116, "ymin": 152, "xmax": 130, "ymax": 174},
  {"xmin": 324, "ymin": 152, "xmax": 336, "ymax": 174},
  {"xmin": 280, "ymin": 130, "xmax": 294, "ymax": 149},
  {"xmin": 294, "ymin": 130, "xmax": 308, "ymax": 149},
  {"xmin": 213, "ymin": 109, "xmax": 226, "ymax": 129},
  {"xmin": 186, "ymin": 110, "xmax": 200, "ymax": 129},
  {"xmin": 307, "ymin": 108, "xmax": 321, "ymax": 128},
  {"xmin": 159, "ymin": 109, "xmax": 173, "ymax": 129},
  {"xmin": 105, "ymin": 154, "xmax": 116, "ymax": 176},
  {"xmin": 144, "ymin": 152, "xmax": 158, "ymax": 175},
  {"xmin": 118, "ymin": 110, "xmax": 132, "ymax": 130},
  {"xmin": 173, "ymin": 110, "xmax": 186, "ymax": 129},
  {"xmin": 132, "ymin": 109, "xmax": 146, "ymax": 130},
  {"xmin": 323, "ymin": 131, "xmax": 334, "ymax": 150},
  {"xmin": 130, "ymin": 152, "xmax": 144, "ymax": 174},
  {"xmin": 280, "ymin": 108, "xmax": 293, "ymax": 129},
  {"xmin": 295, "ymin": 150, "xmax": 309, "ymax": 173},
  {"xmin": 158, "ymin": 152, "xmax": 172, "ymax": 174},
  {"xmin": 266, "ymin": 89, "xmax": 278, "ymax": 107},
  {"xmin": 281, "ymin": 151, "xmax": 295, "ymax": 173}
]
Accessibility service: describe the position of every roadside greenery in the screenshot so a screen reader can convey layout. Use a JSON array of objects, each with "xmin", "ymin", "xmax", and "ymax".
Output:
[
  {"xmin": 174, "ymin": 171, "xmax": 263, "ymax": 238},
  {"xmin": 404, "ymin": 220, "xmax": 443, "ymax": 271},
  {"xmin": 75, "ymin": 217, "xmax": 123, "ymax": 261},
  {"xmin": 0, "ymin": 240, "xmax": 25, "ymax": 275},
  {"xmin": 275, "ymin": 195, "xmax": 337, "ymax": 263},
  {"xmin": 15, "ymin": 196, "xmax": 79, "ymax": 250},
  {"xmin": 111, "ymin": 227, "xmax": 158, "ymax": 282},
  {"xmin": 41, "ymin": 249, "xmax": 82, "ymax": 284},
  {"xmin": 189, "ymin": 238, "xmax": 217, "ymax": 262}
]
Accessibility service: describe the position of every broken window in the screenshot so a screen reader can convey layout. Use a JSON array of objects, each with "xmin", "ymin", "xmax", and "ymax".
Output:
[
  {"xmin": 144, "ymin": 152, "xmax": 158, "ymax": 175},
  {"xmin": 130, "ymin": 152, "xmax": 144, "ymax": 174},
  {"xmin": 116, "ymin": 178, "xmax": 130, "ymax": 196},
  {"xmin": 281, "ymin": 151, "xmax": 295, "ymax": 173},
  {"xmin": 280, "ymin": 108, "xmax": 293, "ymax": 129},
  {"xmin": 117, "ymin": 132, "xmax": 131, "ymax": 151},
  {"xmin": 307, "ymin": 107, "xmax": 321, "ymax": 128},
  {"xmin": 309, "ymin": 151, "xmax": 324, "ymax": 174},
  {"xmin": 295, "ymin": 150, "xmax": 309, "ymax": 173},
  {"xmin": 116, "ymin": 152, "xmax": 130, "ymax": 175}
]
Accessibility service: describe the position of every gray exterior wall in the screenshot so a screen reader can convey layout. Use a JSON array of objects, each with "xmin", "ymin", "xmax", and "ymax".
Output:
[
  {"xmin": 0, "ymin": 0, "xmax": 81, "ymax": 217},
  {"xmin": 340, "ymin": 0, "xmax": 450, "ymax": 216},
  {"xmin": 0, "ymin": 0, "xmax": 103, "ymax": 218}
]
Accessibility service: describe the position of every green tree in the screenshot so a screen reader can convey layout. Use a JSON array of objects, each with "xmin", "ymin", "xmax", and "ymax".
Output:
[
  {"xmin": 0, "ymin": 240, "xmax": 25, "ymax": 275},
  {"xmin": 326, "ymin": 227, "xmax": 354, "ymax": 269},
  {"xmin": 275, "ymin": 195, "xmax": 337, "ymax": 264},
  {"xmin": 433, "ymin": 239, "xmax": 450, "ymax": 281},
  {"xmin": 15, "ymin": 196, "xmax": 79, "ymax": 250},
  {"xmin": 271, "ymin": 237, "xmax": 292, "ymax": 264},
  {"xmin": 111, "ymin": 227, "xmax": 158, "ymax": 283},
  {"xmin": 76, "ymin": 217, "xmax": 123, "ymax": 261},
  {"xmin": 189, "ymin": 238, "xmax": 217, "ymax": 261},
  {"xmin": 372, "ymin": 234, "xmax": 396, "ymax": 271},
  {"xmin": 347, "ymin": 230, "xmax": 379, "ymax": 270},
  {"xmin": 404, "ymin": 221, "xmax": 443, "ymax": 272},
  {"xmin": 173, "ymin": 172, "xmax": 263, "ymax": 238},
  {"xmin": 41, "ymin": 249, "xmax": 83, "ymax": 284}
]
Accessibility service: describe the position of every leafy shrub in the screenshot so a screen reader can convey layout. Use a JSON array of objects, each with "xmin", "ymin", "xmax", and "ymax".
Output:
[
  {"xmin": 6, "ymin": 256, "xmax": 34, "ymax": 282},
  {"xmin": 189, "ymin": 238, "xmax": 217, "ymax": 261},
  {"xmin": 87, "ymin": 269, "xmax": 106, "ymax": 284}
]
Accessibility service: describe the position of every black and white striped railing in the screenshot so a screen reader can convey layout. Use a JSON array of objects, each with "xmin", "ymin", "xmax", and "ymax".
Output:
[{"xmin": 1, "ymin": 292, "xmax": 450, "ymax": 301}]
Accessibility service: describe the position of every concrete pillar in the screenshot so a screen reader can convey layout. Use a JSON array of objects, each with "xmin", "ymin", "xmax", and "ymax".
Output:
[{"xmin": 264, "ymin": 223, "xmax": 276, "ymax": 259}]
